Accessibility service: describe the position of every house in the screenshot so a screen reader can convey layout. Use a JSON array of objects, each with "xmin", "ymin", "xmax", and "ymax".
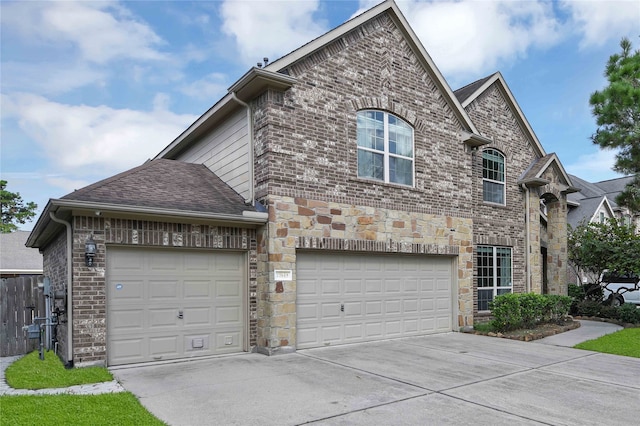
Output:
[
  {"xmin": 0, "ymin": 231, "xmax": 43, "ymax": 278},
  {"xmin": 566, "ymin": 174, "xmax": 639, "ymax": 284},
  {"xmin": 26, "ymin": 0, "xmax": 576, "ymax": 367}
]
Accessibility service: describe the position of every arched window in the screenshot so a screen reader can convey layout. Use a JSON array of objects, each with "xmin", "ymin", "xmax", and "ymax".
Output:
[
  {"xmin": 357, "ymin": 110, "xmax": 414, "ymax": 186},
  {"xmin": 482, "ymin": 148, "xmax": 505, "ymax": 204}
]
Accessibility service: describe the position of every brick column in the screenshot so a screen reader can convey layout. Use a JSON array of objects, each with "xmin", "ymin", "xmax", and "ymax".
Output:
[{"xmin": 528, "ymin": 190, "xmax": 542, "ymax": 294}]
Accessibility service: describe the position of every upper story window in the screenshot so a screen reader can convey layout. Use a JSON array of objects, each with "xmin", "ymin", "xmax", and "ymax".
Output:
[
  {"xmin": 357, "ymin": 110, "xmax": 414, "ymax": 186},
  {"xmin": 482, "ymin": 148, "xmax": 505, "ymax": 205}
]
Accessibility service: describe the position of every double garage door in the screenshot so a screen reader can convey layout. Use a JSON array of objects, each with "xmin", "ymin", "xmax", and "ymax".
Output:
[
  {"xmin": 296, "ymin": 253, "xmax": 454, "ymax": 349},
  {"xmin": 107, "ymin": 247, "xmax": 245, "ymax": 366}
]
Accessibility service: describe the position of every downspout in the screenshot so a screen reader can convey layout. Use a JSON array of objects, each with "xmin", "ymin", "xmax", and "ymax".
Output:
[
  {"xmin": 521, "ymin": 184, "xmax": 531, "ymax": 293},
  {"xmin": 231, "ymin": 92, "xmax": 255, "ymax": 206},
  {"xmin": 49, "ymin": 211, "xmax": 74, "ymax": 368}
]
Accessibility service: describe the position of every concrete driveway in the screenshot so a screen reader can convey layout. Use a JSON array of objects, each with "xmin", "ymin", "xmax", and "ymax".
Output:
[{"xmin": 112, "ymin": 333, "xmax": 640, "ymax": 425}]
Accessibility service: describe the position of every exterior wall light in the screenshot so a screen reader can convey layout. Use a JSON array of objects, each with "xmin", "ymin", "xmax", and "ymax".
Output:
[{"xmin": 85, "ymin": 237, "xmax": 97, "ymax": 267}]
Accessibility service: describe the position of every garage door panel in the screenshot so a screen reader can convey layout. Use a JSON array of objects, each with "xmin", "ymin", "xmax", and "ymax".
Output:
[
  {"xmin": 216, "ymin": 280, "xmax": 242, "ymax": 298},
  {"xmin": 108, "ymin": 247, "xmax": 245, "ymax": 366},
  {"xmin": 184, "ymin": 280, "xmax": 211, "ymax": 298},
  {"xmin": 111, "ymin": 280, "xmax": 144, "ymax": 301},
  {"xmin": 149, "ymin": 280, "xmax": 179, "ymax": 299},
  {"xmin": 297, "ymin": 253, "xmax": 453, "ymax": 349},
  {"xmin": 110, "ymin": 309, "xmax": 144, "ymax": 332},
  {"xmin": 149, "ymin": 308, "xmax": 180, "ymax": 328}
]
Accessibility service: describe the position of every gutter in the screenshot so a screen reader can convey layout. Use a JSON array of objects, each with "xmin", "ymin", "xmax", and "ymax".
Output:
[
  {"xmin": 49, "ymin": 211, "xmax": 74, "ymax": 368},
  {"xmin": 231, "ymin": 92, "xmax": 255, "ymax": 205}
]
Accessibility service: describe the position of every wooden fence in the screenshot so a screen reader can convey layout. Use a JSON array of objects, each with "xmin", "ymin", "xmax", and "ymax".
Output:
[{"xmin": 0, "ymin": 276, "xmax": 45, "ymax": 357}]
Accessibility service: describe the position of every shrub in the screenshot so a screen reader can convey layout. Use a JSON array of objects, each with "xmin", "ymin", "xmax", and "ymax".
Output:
[
  {"xmin": 568, "ymin": 284, "xmax": 584, "ymax": 300},
  {"xmin": 544, "ymin": 294, "xmax": 573, "ymax": 323},
  {"xmin": 490, "ymin": 293, "xmax": 522, "ymax": 331},
  {"xmin": 618, "ymin": 303, "xmax": 640, "ymax": 324},
  {"xmin": 575, "ymin": 300, "xmax": 603, "ymax": 317},
  {"xmin": 490, "ymin": 293, "xmax": 572, "ymax": 332}
]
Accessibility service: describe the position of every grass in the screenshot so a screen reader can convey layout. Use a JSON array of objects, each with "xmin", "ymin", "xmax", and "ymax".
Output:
[
  {"xmin": 2, "ymin": 350, "xmax": 165, "ymax": 425},
  {"xmin": 574, "ymin": 328, "xmax": 640, "ymax": 358},
  {"xmin": 0, "ymin": 393, "xmax": 166, "ymax": 425},
  {"xmin": 5, "ymin": 350, "xmax": 113, "ymax": 389}
]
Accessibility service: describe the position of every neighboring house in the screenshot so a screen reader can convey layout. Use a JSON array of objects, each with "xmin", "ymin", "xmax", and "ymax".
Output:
[
  {"xmin": 0, "ymin": 231, "xmax": 43, "ymax": 278},
  {"xmin": 26, "ymin": 0, "xmax": 576, "ymax": 367},
  {"xmin": 567, "ymin": 174, "xmax": 639, "ymax": 284}
]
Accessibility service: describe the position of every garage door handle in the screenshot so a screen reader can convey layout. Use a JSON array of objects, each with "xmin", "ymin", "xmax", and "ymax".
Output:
[{"xmin": 177, "ymin": 310, "xmax": 183, "ymax": 319}]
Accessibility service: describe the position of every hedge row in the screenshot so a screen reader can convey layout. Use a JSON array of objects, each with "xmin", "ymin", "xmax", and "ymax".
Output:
[{"xmin": 490, "ymin": 293, "xmax": 572, "ymax": 332}]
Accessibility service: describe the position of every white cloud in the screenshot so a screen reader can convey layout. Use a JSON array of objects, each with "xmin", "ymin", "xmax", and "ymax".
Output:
[
  {"xmin": 2, "ymin": 93, "xmax": 197, "ymax": 174},
  {"xmin": 180, "ymin": 73, "xmax": 229, "ymax": 101},
  {"xmin": 565, "ymin": 149, "xmax": 624, "ymax": 182},
  {"xmin": 1, "ymin": 61, "xmax": 107, "ymax": 95},
  {"xmin": 220, "ymin": 0, "xmax": 328, "ymax": 65},
  {"xmin": 390, "ymin": 1, "xmax": 563, "ymax": 80},
  {"xmin": 560, "ymin": 0, "xmax": 640, "ymax": 48},
  {"xmin": 1, "ymin": 0, "xmax": 166, "ymax": 64}
]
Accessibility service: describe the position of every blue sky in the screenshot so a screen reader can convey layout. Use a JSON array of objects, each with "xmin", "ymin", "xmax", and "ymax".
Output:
[{"xmin": 2, "ymin": 0, "xmax": 639, "ymax": 231}]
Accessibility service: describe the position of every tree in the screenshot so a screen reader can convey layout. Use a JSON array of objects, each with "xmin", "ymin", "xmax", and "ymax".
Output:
[
  {"xmin": 589, "ymin": 37, "xmax": 640, "ymax": 212},
  {"xmin": 1, "ymin": 180, "xmax": 38, "ymax": 233},
  {"xmin": 568, "ymin": 218, "xmax": 640, "ymax": 299}
]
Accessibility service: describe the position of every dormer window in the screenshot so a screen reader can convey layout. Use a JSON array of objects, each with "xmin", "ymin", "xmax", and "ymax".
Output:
[
  {"xmin": 482, "ymin": 149, "xmax": 505, "ymax": 205},
  {"xmin": 357, "ymin": 110, "xmax": 414, "ymax": 186}
]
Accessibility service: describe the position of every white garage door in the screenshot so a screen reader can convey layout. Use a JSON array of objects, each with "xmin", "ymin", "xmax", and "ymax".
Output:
[
  {"xmin": 107, "ymin": 247, "xmax": 245, "ymax": 366},
  {"xmin": 296, "ymin": 253, "xmax": 453, "ymax": 349}
]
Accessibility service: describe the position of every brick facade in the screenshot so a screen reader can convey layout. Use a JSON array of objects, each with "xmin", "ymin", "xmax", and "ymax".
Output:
[{"xmin": 49, "ymin": 216, "xmax": 258, "ymax": 366}]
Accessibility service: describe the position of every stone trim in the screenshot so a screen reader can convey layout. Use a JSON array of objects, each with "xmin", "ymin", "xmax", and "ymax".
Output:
[
  {"xmin": 268, "ymin": 187, "xmax": 474, "ymax": 219},
  {"xmin": 295, "ymin": 236, "xmax": 459, "ymax": 255}
]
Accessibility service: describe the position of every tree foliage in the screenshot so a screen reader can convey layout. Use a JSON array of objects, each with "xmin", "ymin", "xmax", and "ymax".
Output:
[
  {"xmin": 568, "ymin": 217, "xmax": 640, "ymax": 285},
  {"xmin": 589, "ymin": 37, "xmax": 640, "ymax": 212},
  {"xmin": 0, "ymin": 180, "xmax": 38, "ymax": 233}
]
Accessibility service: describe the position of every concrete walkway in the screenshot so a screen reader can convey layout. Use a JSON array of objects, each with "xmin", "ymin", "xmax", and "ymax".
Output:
[{"xmin": 533, "ymin": 319, "xmax": 623, "ymax": 347}]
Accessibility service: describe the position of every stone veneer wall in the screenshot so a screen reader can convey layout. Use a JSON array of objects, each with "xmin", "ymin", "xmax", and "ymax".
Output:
[
  {"xmin": 49, "ymin": 216, "xmax": 258, "ymax": 366},
  {"xmin": 255, "ymin": 193, "xmax": 474, "ymax": 354}
]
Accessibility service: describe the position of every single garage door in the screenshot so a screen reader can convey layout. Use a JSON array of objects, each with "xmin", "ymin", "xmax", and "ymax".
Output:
[
  {"xmin": 296, "ymin": 253, "xmax": 453, "ymax": 349},
  {"xmin": 107, "ymin": 247, "xmax": 245, "ymax": 366}
]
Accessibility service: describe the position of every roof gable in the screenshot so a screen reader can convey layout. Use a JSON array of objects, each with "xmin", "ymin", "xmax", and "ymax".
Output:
[
  {"xmin": 264, "ymin": 0, "xmax": 480, "ymax": 136},
  {"xmin": 456, "ymin": 72, "xmax": 546, "ymax": 158},
  {"xmin": 518, "ymin": 153, "xmax": 577, "ymax": 193}
]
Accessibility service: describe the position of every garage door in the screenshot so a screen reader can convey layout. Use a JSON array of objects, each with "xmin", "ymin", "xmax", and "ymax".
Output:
[
  {"xmin": 107, "ymin": 247, "xmax": 245, "ymax": 366},
  {"xmin": 296, "ymin": 253, "xmax": 453, "ymax": 349}
]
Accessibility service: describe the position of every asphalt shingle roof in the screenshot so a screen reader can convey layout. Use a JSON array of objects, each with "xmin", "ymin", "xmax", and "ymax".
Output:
[
  {"xmin": 62, "ymin": 159, "xmax": 254, "ymax": 216},
  {"xmin": 0, "ymin": 231, "xmax": 43, "ymax": 273},
  {"xmin": 454, "ymin": 74, "xmax": 494, "ymax": 104}
]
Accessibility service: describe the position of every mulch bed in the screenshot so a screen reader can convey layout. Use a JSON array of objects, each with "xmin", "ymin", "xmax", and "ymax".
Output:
[{"xmin": 469, "ymin": 319, "xmax": 581, "ymax": 342}]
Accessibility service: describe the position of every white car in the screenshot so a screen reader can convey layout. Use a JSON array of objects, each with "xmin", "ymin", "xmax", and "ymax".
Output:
[{"xmin": 601, "ymin": 273, "xmax": 640, "ymax": 306}]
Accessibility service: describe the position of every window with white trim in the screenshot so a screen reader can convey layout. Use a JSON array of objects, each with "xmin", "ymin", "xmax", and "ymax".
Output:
[
  {"xmin": 357, "ymin": 110, "xmax": 414, "ymax": 186},
  {"xmin": 482, "ymin": 149, "xmax": 505, "ymax": 204},
  {"xmin": 477, "ymin": 246, "xmax": 512, "ymax": 311}
]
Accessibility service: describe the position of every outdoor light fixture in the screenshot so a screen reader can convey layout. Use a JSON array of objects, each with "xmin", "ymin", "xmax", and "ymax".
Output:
[{"xmin": 85, "ymin": 237, "xmax": 97, "ymax": 267}]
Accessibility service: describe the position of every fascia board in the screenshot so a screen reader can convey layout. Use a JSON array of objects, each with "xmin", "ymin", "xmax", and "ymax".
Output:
[{"xmin": 27, "ymin": 199, "xmax": 267, "ymax": 249}]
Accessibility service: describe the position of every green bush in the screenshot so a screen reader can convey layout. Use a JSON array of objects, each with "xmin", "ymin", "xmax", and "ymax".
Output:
[
  {"xmin": 490, "ymin": 293, "xmax": 572, "ymax": 332},
  {"xmin": 618, "ymin": 303, "xmax": 640, "ymax": 324},
  {"xmin": 545, "ymin": 294, "xmax": 573, "ymax": 323},
  {"xmin": 575, "ymin": 300, "xmax": 603, "ymax": 317},
  {"xmin": 490, "ymin": 293, "xmax": 522, "ymax": 331},
  {"xmin": 568, "ymin": 284, "xmax": 584, "ymax": 300}
]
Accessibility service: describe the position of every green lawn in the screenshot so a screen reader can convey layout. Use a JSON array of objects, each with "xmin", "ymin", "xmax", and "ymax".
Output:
[
  {"xmin": 5, "ymin": 350, "xmax": 113, "ymax": 389},
  {"xmin": 574, "ymin": 328, "xmax": 640, "ymax": 358},
  {"xmin": 2, "ymin": 350, "xmax": 165, "ymax": 425},
  {"xmin": 1, "ymin": 393, "xmax": 166, "ymax": 425}
]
